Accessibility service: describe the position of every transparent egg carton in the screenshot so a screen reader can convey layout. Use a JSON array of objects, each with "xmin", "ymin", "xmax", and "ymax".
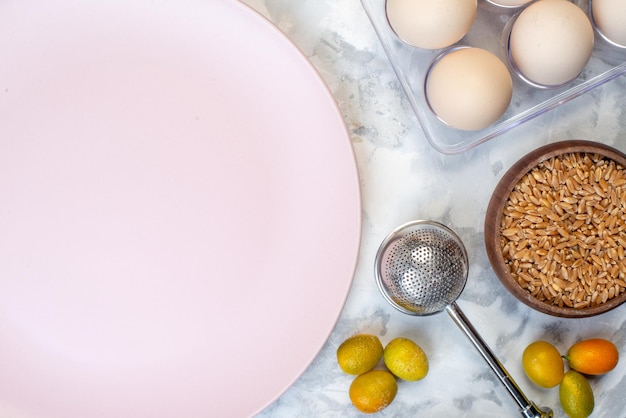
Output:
[{"xmin": 361, "ymin": 0, "xmax": 626, "ymax": 154}]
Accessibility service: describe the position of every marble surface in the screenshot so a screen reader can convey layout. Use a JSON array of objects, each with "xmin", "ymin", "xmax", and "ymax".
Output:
[{"xmin": 241, "ymin": 1, "xmax": 626, "ymax": 417}]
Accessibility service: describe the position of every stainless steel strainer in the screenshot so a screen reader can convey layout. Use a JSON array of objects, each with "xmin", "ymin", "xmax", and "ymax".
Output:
[{"xmin": 375, "ymin": 220, "xmax": 552, "ymax": 418}]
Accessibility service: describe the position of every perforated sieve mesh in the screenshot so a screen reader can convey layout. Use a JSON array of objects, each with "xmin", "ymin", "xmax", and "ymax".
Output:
[{"xmin": 375, "ymin": 221, "xmax": 469, "ymax": 315}]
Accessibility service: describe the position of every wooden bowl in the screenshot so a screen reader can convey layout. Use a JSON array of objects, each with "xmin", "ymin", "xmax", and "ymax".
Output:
[{"xmin": 485, "ymin": 140, "xmax": 626, "ymax": 317}]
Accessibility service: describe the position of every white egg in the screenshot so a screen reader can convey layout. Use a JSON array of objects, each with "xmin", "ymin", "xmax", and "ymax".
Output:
[
  {"xmin": 509, "ymin": 0, "xmax": 595, "ymax": 87},
  {"xmin": 592, "ymin": 0, "xmax": 626, "ymax": 47},
  {"xmin": 425, "ymin": 47, "xmax": 513, "ymax": 131},
  {"xmin": 386, "ymin": 0, "xmax": 477, "ymax": 49}
]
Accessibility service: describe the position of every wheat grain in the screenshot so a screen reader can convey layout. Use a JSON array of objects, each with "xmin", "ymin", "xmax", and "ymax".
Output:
[{"xmin": 500, "ymin": 152, "xmax": 626, "ymax": 308}]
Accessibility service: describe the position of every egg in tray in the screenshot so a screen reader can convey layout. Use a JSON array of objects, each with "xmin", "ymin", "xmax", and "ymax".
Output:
[{"xmin": 361, "ymin": 0, "xmax": 626, "ymax": 153}]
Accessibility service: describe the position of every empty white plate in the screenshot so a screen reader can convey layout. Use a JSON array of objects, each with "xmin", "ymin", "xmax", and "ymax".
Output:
[{"xmin": 0, "ymin": 1, "xmax": 361, "ymax": 416}]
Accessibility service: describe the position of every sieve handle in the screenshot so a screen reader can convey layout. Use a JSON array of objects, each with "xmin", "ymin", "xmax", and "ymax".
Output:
[{"xmin": 445, "ymin": 302, "xmax": 553, "ymax": 418}]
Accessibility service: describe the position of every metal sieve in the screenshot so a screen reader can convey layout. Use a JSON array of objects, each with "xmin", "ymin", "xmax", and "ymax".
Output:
[{"xmin": 375, "ymin": 220, "xmax": 552, "ymax": 418}]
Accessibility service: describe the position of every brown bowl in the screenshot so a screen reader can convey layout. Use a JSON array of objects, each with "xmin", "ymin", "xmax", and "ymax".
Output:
[{"xmin": 485, "ymin": 140, "xmax": 626, "ymax": 317}]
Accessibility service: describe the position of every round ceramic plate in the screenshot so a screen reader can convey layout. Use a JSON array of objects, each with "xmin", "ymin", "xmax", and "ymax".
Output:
[{"xmin": 0, "ymin": 1, "xmax": 361, "ymax": 417}]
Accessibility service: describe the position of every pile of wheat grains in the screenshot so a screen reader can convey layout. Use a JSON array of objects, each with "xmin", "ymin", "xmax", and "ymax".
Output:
[{"xmin": 500, "ymin": 152, "xmax": 626, "ymax": 309}]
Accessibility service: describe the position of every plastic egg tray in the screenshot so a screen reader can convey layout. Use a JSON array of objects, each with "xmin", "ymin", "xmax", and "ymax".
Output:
[{"xmin": 361, "ymin": 0, "xmax": 626, "ymax": 154}]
